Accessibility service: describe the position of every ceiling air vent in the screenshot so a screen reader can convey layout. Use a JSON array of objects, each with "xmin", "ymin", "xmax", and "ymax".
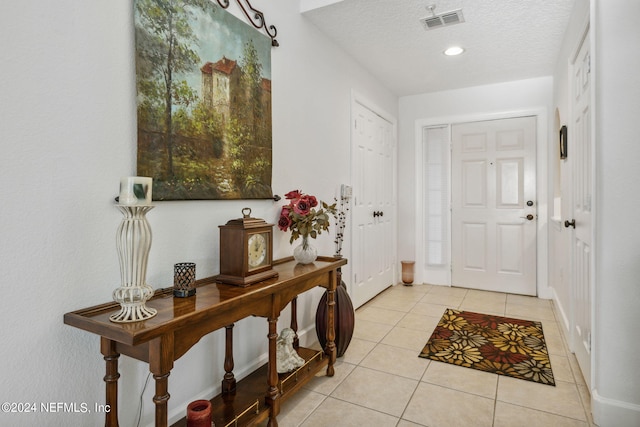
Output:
[{"xmin": 420, "ymin": 6, "xmax": 465, "ymax": 30}]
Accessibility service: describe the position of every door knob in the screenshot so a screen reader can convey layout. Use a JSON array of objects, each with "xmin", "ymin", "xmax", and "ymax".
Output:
[
  {"xmin": 373, "ymin": 211, "xmax": 384, "ymax": 218},
  {"xmin": 564, "ymin": 219, "xmax": 576, "ymax": 228},
  {"xmin": 520, "ymin": 214, "xmax": 534, "ymax": 221}
]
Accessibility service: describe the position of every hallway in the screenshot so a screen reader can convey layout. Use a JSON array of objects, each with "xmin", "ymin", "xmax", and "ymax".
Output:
[{"xmin": 271, "ymin": 285, "xmax": 594, "ymax": 426}]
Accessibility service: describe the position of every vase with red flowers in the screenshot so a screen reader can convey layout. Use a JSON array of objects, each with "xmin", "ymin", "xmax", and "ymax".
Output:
[{"xmin": 278, "ymin": 190, "xmax": 336, "ymax": 264}]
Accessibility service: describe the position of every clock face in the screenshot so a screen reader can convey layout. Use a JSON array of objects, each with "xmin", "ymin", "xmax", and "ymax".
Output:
[{"xmin": 247, "ymin": 232, "xmax": 268, "ymax": 269}]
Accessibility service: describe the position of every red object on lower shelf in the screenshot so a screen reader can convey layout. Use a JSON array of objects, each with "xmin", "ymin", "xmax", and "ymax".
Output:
[{"xmin": 186, "ymin": 400, "xmax": 212, "ymax": 427}]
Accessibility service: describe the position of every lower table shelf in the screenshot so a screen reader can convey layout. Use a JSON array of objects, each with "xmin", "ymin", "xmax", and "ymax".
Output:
[{"xmin": 171, "ymin": 347, "xmax": 327, "ymax": 427}]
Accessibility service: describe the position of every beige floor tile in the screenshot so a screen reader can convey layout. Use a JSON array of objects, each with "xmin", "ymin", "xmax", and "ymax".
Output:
[
  {"xmin": 497, "ymin": 377, "xmax": 586, "ymax": 421},
  {"xmin": 494, "ymin": 401, "xmax": 588, "ymax": 427},
  {"xmin": 339, "ymin": 337, "xmax": 376, "ymax": 365},
  {"xmin": 541, "ymin": 322, "xmax": 569, "ymax": 356},
  {"xmin": 261, "ymin": 389, "xmax": 326, "ymax": 427},
  {"xmin": 409, "ymin": 301, "xmax": 450, "ymax": 317},
  {"xmin": 381, "ymin": 326, "xmax": 431, "ymax": 351},
  {"xmin": 427, "ymin": 285, "xmax": 468, "ymax": 298},
  {"xmin": 396, "ymin": 312, "xmax": 440, "ymax": 332},
  {"xmin": 550, "ymin": 353, "xmax": 575, "ymax": 383},
  {"xmin": 397, "ymin": 420, "xmax": 427, "ymax": 427},
  {"xmin": 465, "ymin": 289, "xmax": 507, "ymax": 302},
  {"xmin": 403, "ymin": 382, "xmax": 494, "ymax": 427},
  {"xmin": 356, "ymin": 305, "xmax": 406, "ymax": 326},
  {"xmin": 330, "ymin": 366, "xmax": 418, "ymax": 417},
  {"xmin": 459, "ymin": 299, "xmax": 506, "ymax": 315},
  {"xmin": 420, "ymin": 291, "xmax": 465, "ymax": 307},
  {"xmin": 506, "ymin": 302, "xmax": 557, "ymax": 322},
  {"xmin": 352, "ymin": 318, "xmax": 393, "ymax": 343},
  {"xmin": 420, "ymin": 292, "xmax": 464, "ymax": 309},
  {"xmin": 368, "ymin": 293, "xmax": 418, "ymax": 312},
  {"xmin": 360, "ymin": 343, "xmax": 430, "ymax": 380},
  {"xmin": 568, "ymin": 352, "xmax": 588, "ymax": 386},
  {"xmin": 507, "ymin": 293, "xmax": 552, "ymax": 308},
  {"xmin": 422, "ymin": 360, "xmax": 498, "ymax": 398},
  {"xmin": 388, "ymin": 283, "xmax": 431, "ymax": 295},
  {"xmin": 300, "ymin": 396, "xmax": 398, "ymax": 427},
  {"xmin": 459, "ymin": 289, "xmax": 506, "ymax": 314},
  {"xmin": 576, "ymin": 383, "xmax": 595, "ymax": 425},
  {"xmin": 302, "ymin": 359, "xmax": 355, "ymax": 396}
]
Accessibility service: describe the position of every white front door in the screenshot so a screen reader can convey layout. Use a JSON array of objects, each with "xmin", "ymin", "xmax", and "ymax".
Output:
[
  {"xmin": 568, "ymin": 31, "xmax": 592, "ymax": 388},
  {"xmin": 451, "ymin": 116, "xmax": 537, "ymax": 295},
  {"xmin": 351, "ymin": 100, "xmax": 396, "ymax": 308}
]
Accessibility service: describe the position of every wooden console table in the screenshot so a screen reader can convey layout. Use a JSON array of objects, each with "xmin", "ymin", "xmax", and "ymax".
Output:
[{"xmin": 64, "ymin": 256, "xmax": 347, "ymax": 427}]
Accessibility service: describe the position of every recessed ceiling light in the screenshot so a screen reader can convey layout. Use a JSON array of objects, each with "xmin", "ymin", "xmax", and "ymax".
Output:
[{"xmin": 444, "ymin": 46, "xmax": 465, "ymax": 56}]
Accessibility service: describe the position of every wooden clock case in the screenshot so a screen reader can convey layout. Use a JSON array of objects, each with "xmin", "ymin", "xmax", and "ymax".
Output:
[{"xmin": 217, "ymin": 208, "xmax": 278, "ymax": 286}]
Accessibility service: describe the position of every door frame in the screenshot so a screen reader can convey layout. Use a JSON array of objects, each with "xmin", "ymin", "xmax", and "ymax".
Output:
[
  {"xmin": 349, "ymin": 90, "xmax": 398, "ymax": 302},
  {"xmin": 414, "ymin": 108, "xmax": 551, "ymax": 298}
]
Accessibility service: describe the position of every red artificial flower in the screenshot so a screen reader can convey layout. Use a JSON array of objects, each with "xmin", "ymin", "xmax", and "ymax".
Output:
[
  {"xmin": 278, "ymin": 206, "xmax": 292, "ymax": 231},
  {"xmin": 284, "ymin": 190, "xmax": 302, "ymax": 200},
  {"xmin": 307, "ymin": 195, "xmax": 318, "ymax": 207},
  {"xmin": 292, "ymin": 196, "xmax": 311, "ymax": 215}
]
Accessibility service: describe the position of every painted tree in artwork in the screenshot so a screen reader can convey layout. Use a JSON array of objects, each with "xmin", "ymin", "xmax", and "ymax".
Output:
[
  {"xmin": 242, "ymin": 39, "xmax": 264, "ymax": 135},
  {"xmin": 134, "ymin": 0, "xmax": 210, "ymax": 178},
  {"xmin": 227, "ymin": 39, "xmax": 272, "ymax": 197}
]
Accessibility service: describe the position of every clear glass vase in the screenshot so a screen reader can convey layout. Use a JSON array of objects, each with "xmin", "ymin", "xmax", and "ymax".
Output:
[{"xmin": 293, "ymin": 236, "xmax": 317, "ymax": 264}]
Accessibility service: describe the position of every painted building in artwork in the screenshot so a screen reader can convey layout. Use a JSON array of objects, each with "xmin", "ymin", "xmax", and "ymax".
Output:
[
  {"xmin": 200, "ymin": 56, "xmax": 271, "ymax": 148},
  {"xmin": 200, "ymin": 56, "xmax": 272, "ymax": 128},
  {"xmin": 200, "ymin": 56, "xmax": 243, "ymax": 123}
]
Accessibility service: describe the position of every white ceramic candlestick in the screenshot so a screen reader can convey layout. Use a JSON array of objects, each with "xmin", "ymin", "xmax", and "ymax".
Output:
[{"xmin": 110, "ymin": 204, "xmax": 157, "ymax": 323}]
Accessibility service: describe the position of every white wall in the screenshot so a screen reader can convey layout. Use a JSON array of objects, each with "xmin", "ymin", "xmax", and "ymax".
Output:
[
  {"xmin": 0, "ymin": 1, "xmax": 396, "ymax": 425},
  {"xmin": 398, "ymin": 77, "xmax": 554, "ymax": 293}
]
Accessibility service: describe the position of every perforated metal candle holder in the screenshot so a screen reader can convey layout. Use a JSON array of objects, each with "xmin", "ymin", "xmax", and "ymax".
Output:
[{"xmin": 173, "ymin": 262, "xmax": 196, "ymax": 297}]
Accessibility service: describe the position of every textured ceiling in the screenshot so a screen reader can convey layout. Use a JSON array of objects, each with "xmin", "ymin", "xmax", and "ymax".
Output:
[{"xmin": 301, "ymin": 0, "xmax": 576, "ymax": 96}]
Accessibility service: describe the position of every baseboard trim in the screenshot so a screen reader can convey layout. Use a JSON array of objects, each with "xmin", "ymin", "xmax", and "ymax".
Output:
[
  {"xmin": 550, "ymin": 287, "xmax": 571, "ymax": 340},
  {"xmin": 592, "ymin": 389, "xmax": 640, "ymax": 427}
]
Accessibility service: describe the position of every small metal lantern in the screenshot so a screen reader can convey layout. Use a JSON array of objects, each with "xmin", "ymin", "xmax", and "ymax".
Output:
[{"xmin": 174, "ymin": 262, "xmax": 196, "ymax": 297}]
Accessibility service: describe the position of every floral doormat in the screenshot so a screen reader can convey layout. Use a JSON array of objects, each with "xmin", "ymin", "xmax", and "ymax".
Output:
[{"xmin": 419, "ymin": 308, "xmax": 555, "ymax": 386}]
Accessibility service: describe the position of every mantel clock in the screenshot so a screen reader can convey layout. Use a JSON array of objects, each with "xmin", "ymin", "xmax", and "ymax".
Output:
[{"xmin": 217, "ymin": 208, "xmax": 278, "ymax": 286}]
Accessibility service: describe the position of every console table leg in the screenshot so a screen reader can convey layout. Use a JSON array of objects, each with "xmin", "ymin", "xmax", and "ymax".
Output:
[
  {"xmin": 222, "ymin": 324, "xmax": 236, "ymax": 394},
  {"xmin": 325, "ymin": 271, "xmax": 337, "ymax": 377},
  {"xmin": 101, "ymin": 338, "xmax": 120, "ymax": 427},
  {"xmin": 149, "ymin": 335, "xmax": 173, "ymax": 427},
  {"xmin": 152, "ymin": 372, "xmax": 170, "ymax": 427},
  {"xmin": 266, "ymin": 317, "xmax": 280, "ymax": 427}
]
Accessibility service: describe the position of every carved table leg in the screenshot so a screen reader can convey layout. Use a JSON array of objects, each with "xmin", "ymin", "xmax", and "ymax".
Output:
[
  {"xmin": 150, "ymin": 335, "xmax": 173, "ymax": 427},
  {"xmin": 101, "ymin": 338, "xmax": 120, "ymax": 427},
  {"xmin": 325, "ymin": 270, "xmax": 337, "ymax": 377},
  {"xmin": 222, "ymin": 324, "xmax": 236, "ymax": 394},
  {"xmin": 265, "ymin": 317, "xmax": 280, "ymax": 427}
]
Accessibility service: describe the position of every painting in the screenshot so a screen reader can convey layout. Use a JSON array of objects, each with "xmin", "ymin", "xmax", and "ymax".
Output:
[{"xmin": 134, "ymin": 0, "xmax": 273, "ymax": 200}]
